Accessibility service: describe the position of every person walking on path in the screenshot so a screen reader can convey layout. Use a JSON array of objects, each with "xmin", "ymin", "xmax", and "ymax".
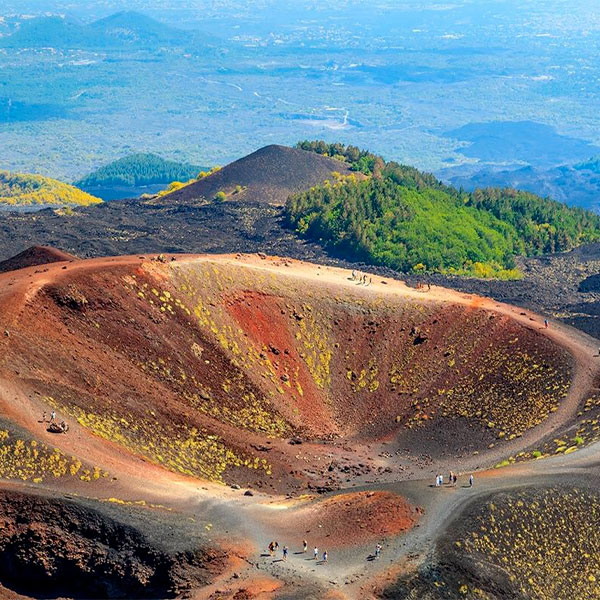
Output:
[
  {"xmin": 544, "ymin": 319, "xmax": 549, "ymax": 328},
  {"xmin": 323, "ymin": 550, "xmax": 328, "ymax": 562},
  {"xmin": 313, "ymin": 546, "xmax": 319, "ymax": 560},
  {"xmin": 375, "ymin": 543, "xmax": 382, "ymax": 559},
  {"xmin": 469, "ymin": 474, "xmax": 474, "ymax": 487},
  {"xmin": 302, "ymin": 540, "xmax": 308, "ymax": 553},
  {"xmin": 268, "ymin": 541, "xmax": 275, "ymax": 556},
  {"xmin": 282, "ymin": 546, "xmax": 288, "ymax": 561},
  {"xmin": 50, "ymin": 410, "xmax": 56, "ymax": 423}
]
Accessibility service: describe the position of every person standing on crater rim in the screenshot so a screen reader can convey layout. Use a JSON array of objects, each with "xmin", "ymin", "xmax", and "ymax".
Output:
[
  {"xmin": 469, "ymin": 474, "xmax": 474, "ymax": 487},
  {"xmin": 313, "ymin": 546, "xmax": 319, "ymax": 560},
  {"xmin": 302, "ymin": 540, "xmax": 308, "ymax": 553}
]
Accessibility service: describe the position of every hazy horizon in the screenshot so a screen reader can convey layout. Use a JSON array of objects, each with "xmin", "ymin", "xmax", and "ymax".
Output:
[{"xmin": 1, "ymin": 0, "xmax": 599, "ymax": 193}]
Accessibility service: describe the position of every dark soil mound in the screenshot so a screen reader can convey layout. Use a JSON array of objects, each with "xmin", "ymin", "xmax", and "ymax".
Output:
[
  {"xmin": 161, "ymin": 144, "xmax": 351, "ymax": 206},
  {"xmin": 0, "ymin": 488, "xmax": 224, "ymax": 599},
  {"xmin": 0, "ymin": 245, "xmax": 77, "ymax": 274}
]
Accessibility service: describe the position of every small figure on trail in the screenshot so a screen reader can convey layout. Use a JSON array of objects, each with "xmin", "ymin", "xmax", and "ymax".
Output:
[
  {"xmin": 323, "ymin": 550, "xmax": 328, "ymax": 562},
  {"xmin": 314, "ymin": 546, "xmax": 319, "ymax": 560},
  {"xmin": 453, "ymin": 473, "xmax": 458, "ymax": 486},
  {"xmin": 268, "ymin": 541, "xmax": 275, "ymax": 556},
  {"xmin": 544, "ymin": 319, "xmax": 549, "ymax": 329},
  {"xmin": 435, "ymin": 474, "xmax": 440, "ymax": 487},
  {"xmin": 282, "ymin": 546, "xmax": 288, "ymax": 561},
  {"xmin": 439, "ymin": 474, "xmax": 444, "ymax": 486},
  {"xmin": 375, "ymin": 543, "xmax": 382, "ymax": 559},
  {"xmin": 469, "ymin": 474, "xmax": 474, "ymax": 487},
  {"xmin": 42, "ymin": 411, "xmax": 47, "ymax": 423},
  {"xmin": 427, "ymin": 283, "xmax": 431, "ymax": 291},
  {"xmin": 303, "ymin": 540, "xmax": 308, "ymax": 553},
  {"xmin": 369, "ymin": 277, "xmax": 372, "ymax": 286},
  {"xmin": 59, "ymin": 421, "xmax": 68, "ymax": 433},
  {"xmin": 50, "ymin": 410, "xmax": 56, "ymax": 423},
  {"xmin": 352, "ymin": 270, "xmax": 357, "ymax": 281}
]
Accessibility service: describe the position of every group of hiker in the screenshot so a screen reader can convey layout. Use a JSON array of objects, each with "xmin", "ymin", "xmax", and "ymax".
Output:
[
  {"xmin": 435, "ymin": 472, "xmax": 473, "ymax": 487},
  {"xmin": 268, "ymin": 540, "xmax": 328, "ymax": 563},
  {"xmin": 351, "ymin": 270, "xmax": 372, "ymax": 286},
  {"xmin": 266, "ymin": 539, "xmax": 389, "ymax": 566},
  {"xmin": 41, "ymin": 410, "xmax": 69, "ymax": 433}
]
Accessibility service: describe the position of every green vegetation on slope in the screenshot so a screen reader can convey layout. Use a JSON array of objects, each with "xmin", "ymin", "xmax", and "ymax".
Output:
[
  {"xmin": 288, "ymin": 141, "xmax": 600, "ymax": 277},
  {"xmin": 0, "ymin": 170, "xmax": 102, "ymax": 207},
  {"xmin": 75, "ymin": 153, "xmax": 205, "ymax": 188}
]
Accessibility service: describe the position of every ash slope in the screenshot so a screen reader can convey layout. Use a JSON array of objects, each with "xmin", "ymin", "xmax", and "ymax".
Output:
[{"xmin": 159, "ymin": 144, "xmax": 352, "ymax": 206}]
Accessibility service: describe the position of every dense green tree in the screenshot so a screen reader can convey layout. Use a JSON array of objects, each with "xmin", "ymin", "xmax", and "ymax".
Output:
[
  {"xmin": 76, "ymin": 153, "xmax": 205, "ymax": 188},
  {"xmin": 288, "ymin": 142, "xmax": 600, "ymax": 278}
]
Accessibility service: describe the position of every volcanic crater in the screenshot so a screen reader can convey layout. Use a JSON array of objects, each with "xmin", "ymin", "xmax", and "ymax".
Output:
[{"xmin": 0, "ymin": 252, "xmax": 593, "ymax": 599}]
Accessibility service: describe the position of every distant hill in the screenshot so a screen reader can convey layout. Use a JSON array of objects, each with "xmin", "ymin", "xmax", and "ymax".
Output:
[
  {"xmin": 0, "ymin": 15, "xmax": 93, "ymax": 48},
  {"xmin": 0, "ymin": 171, "xmax": 102, "ymax": 207},
  {"xmin": 444, "ymin": 121, "xmax": 600, "ymax": 168},
  {"xmin": 0, "ymin": 246, "xmax": 77, "ymax": 274},
  {"xmin": 88, "ymin": 11, "xmax": 186, "ymax": 45},
  {"xmin": 161, "ymin": 144, "xmax": 353, "ymax": 206},
  {"xmin": 0, "ymin": 11, "xmax": 216, "ymax": 50},
  {"xmin": 287, "ymin": 142, "xmax": 600, "ymax": 278},
  {"xmin": 76, "ymin": 153, "xmax": 206, "ymax": 189}
]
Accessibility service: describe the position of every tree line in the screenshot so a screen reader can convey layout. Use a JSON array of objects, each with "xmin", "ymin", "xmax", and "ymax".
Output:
[{"xmin": 288, "ymin": 141, "xmax": 600, "ymax": 278}]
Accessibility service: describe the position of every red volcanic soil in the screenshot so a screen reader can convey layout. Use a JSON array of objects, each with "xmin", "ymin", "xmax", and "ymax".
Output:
[
  {"xmin": 271, "ymin": 491, "xmax": 422, "ymax": 549},
  {"xmin": 0, "ymin": 245, "xmax": 77, "ymax": 274},
  {"xmin": 225, "ymin": 289, "xmax": 338, "ymax": 436}
]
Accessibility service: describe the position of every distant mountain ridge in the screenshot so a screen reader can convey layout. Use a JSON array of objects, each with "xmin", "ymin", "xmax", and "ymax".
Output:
[
  {"xmin": 440, "ymin": 159, "xmax": 600, "ymax": 213},
  {"xmin": 0, "ymin": 11, "xmax": 217, "ymax": 50}
]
